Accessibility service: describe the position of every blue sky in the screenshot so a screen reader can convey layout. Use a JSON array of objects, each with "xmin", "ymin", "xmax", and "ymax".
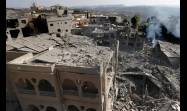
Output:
[{"xmin": 6, "ymin": 0, "xmax": 180, "ymax": 8}]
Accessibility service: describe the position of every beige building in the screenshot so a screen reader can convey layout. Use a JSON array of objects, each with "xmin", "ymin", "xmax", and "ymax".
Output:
[
  {"xmin": 46, "ymin": 16, "xmax": 73, "ymax": 36},
  {"xmin": 7, "ymin": 35, "xmax": 117, "ymax": 111},
  {"xmin": 6, "ymin": 34, "xmax": 67, "ymax": 111}
]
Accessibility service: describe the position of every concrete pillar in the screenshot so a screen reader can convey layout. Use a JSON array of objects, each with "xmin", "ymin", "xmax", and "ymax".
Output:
[
  {"xmin": 75, "ymin": 80, "xmax": 82, "ymax": 97},
  {"xmin": 78, "ymin": 85, "xmax": 82, "ymax": 97},
  {"xmin": 34, "ymin": 84, "xmax": 40, "ymax": 96},
  {"xmin": 6, "ymin": 30, "xmax": 12, "ymax": 41}
]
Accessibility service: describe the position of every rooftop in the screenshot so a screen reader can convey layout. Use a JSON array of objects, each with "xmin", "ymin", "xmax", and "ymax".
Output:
[
  {"xmin": 8, "ymin": 34, "xmax": 113, "ymax": 67},
  {"xmin": 6, "ymin": 34, "xmax": 58, "ymax": 53},
  {"xmin": 158, "ymin": 40, "xmax": 180, "ymax": 57},
  {"xmin": 46, "ymin": 15, "xmax": 73, "ymax": 21},
  {"xmin": 29, "ymin": 45, "xmax": 112, "ymax": 67},
  {"xmin": 7, "ymin": 34, "xmax": 96, "ymax": 52}
]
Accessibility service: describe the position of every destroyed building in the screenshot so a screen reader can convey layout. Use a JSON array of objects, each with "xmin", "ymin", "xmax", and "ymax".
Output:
[
  {"xmin": 72, "ymin": 10, "xmax": 90, "ymax": 28},
  {"xmin": 119, "ymin": 28, "xmax": 145, "ymax": 52},
  {"xmin": 6, "ymin": 5, "xmax": 74, "ymax": 39},
  {"xmin": 6, "ymin": 34, "xmax": 63, "ymax": 62},
  {"xmin": 90, "ymin": 15, "xmax": 109, "ymax": 25},
  {"xmin": 156, "ymin": 40, "xmax": 180, "ymax": 68},
  {"xmin": 6, "ymin": 16, "xmax": 27, "ymax": 40},
  {"xmin": 6, "ymin": 34, "xmax": 117, "ymax": 111},
  {"xmin": 6, "ymin": 5, "xmax": 180, "ymax": 111},
  {"xmin": 91, "ymin": 26, "xmax": 117, "ymax": 47},
  {"xmin": 89, "ymin": 15, "xmax": 119, "ymax": 25},
  {"xmin": 6, "ymin": 34, "xmax": 68, "ymax": 111}
]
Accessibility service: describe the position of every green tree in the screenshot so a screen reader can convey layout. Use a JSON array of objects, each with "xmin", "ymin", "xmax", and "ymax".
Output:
[{"xmin": 131, "ymin": 15, "xmax": 141, "ymax": 30}]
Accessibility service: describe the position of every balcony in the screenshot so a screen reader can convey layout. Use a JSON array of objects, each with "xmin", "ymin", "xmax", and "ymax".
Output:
[
  {"xmin": 18, "ymin": 89, "xmax": 36, "ymax": 95},
  {"xmin": 39, "ymin": 91, "xmax": 56, "ymax": 97},
  {"xmin": 82, "ymin": 92, "xmax": 98, "ymax": 98},
  {"xmin": 63, "ymin": 90, "xmax": 78, "ymax": 96}
]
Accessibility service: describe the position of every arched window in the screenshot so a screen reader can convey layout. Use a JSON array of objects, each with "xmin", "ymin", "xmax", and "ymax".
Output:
[
  {"xmin": 38, "ymin": 79, "xmax": 55, "ymax": 96},
  {"xmin": 16, "ymin": 78, "xmax": 35, "ymax": 94},
  {"xmin": 27, "ymin": 105, "xmax": 39, "ymax": 111},
  {"xmin": 86, "ymin": 108, "xmax": 97, "ymax": 111},
  {"xmin": 81, "ymin": 81, "xmax": 98, "ymax": 98},
  {"xmin": 67, "ymin": 105, "xmax": 79, "ymax": 111},
  {"xmin": 62, "ymin": 79, "xmax": 78, "ymax": 95},
  {"xmin": 25, "ymin": 79, "xmax": 35, "ymax": 90},
  {"xmin": 46, "ymin": 106, "xmax": 57, "ymax": 111}
]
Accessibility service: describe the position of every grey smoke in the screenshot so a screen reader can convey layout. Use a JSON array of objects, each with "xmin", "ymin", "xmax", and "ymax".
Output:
[
  {"xmin": 153, "ymin": 7, "xmax": 180, "ymax": 38},
  {"xmin": 146, "ymin": 16, "xmax": 161, "ymax": 47},
  {"xmin": 146, "ymin": 6, "xmax": 180, "ymax": 47}
]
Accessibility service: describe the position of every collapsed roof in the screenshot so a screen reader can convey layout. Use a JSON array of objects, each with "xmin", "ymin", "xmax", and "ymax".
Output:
[
  {"xmin": 31, "ymin": 45, "xmax": 112, "ymax": 67},
  {"xmin": 7, "ymin": 34, "xmax": 113, "ymax": 67},
  {"xmin": 6, "ymin": 34, "xmax": 58, "ymax": 53}
]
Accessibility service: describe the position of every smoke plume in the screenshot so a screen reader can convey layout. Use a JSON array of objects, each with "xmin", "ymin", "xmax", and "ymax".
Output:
[
  {"xmin": 153, "ymin": 7, "xmax": 180, "ymax": 38},
  {"xmin": 146, "ymin": 6, "xmax": 180, "ymax": 46},
  {"xmin": 146, "ymin": 16, "xmax": 161, "ymax": 47}
]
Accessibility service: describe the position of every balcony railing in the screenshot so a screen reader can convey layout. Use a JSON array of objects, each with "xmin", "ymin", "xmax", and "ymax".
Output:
[
  {"xmin": 18, "ymin": 89, "xmax": 36, "ymax": 95},
  {"xmin": 82, "ymin": 92, "xmax": 98, "ymax": 98},
  {"xmin": 39, "ymin": 91, "xmax": 56, "ymax": 97},
  {"xmin": 63, "ymin": 90, "xmax": 78, "ymax": 96}
]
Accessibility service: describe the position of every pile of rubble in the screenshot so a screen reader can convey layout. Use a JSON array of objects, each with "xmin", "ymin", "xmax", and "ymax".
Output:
[{"xmin": 113, "ymin": 42, "xmax": 180, "ymax": 111}]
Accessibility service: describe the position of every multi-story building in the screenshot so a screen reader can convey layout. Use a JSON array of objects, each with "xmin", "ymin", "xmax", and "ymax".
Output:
[
  {"xmin": 46, "ymin": 15, "xmax": 73, "ymax": 36},
  {"xmin": 7, "ymin": 35, "xmax": 117, "ymax": 111},
  {"xmin": 6, "ymin": 33, "xmax": 67, "ymax": 111}
]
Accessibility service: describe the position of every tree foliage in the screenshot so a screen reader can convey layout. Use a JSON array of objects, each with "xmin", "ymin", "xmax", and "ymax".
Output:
[{"xmin": 131, "ymin": 15, "xmax": 141, "ymax": 30}]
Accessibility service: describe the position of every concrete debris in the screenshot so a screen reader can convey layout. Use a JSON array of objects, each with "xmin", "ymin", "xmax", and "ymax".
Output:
[
  {"xmin": 13, "ymin": 34, "xmax": 113, "ymax": 67},
  {"xmin": 113, "ymin": 42, "xmax": 180, "ymax": 111},
  {"xmin": 32, "ymin": 45, "xmax": 112, "ymax": 67}
]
